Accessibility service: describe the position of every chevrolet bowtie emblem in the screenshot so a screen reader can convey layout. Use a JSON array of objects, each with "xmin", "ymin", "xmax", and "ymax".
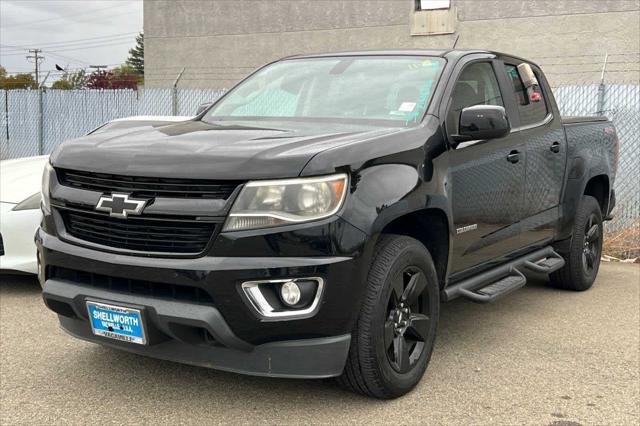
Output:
[{"xmin": 95, "ymin": 193, "xmax": 148, "ymax": 218}]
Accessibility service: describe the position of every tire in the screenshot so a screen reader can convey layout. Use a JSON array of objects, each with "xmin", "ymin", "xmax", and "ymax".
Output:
[
  {"xmin": 550, "ymin": 195, "xmax": 603, "ymax": 291},
  {"xmin": 338, "ymin": 235, "xmax": 440, "ymax": 399}
]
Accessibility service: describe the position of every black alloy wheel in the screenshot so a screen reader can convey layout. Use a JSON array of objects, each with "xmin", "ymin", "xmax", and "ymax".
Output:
[
  {"xmin": 338, "ymin": 235, "xmax": 439, "ymax": 399},
  {"xmin": 582, "ymin": 213, "xmax": 601, "ymax": 274},
  {"xmin": 550, "ymin": 195, "xmax": 603, "ymax": 291},
  {"xmin": 384, "ymin": 267, "xmax": 431, "ymax": 374}
]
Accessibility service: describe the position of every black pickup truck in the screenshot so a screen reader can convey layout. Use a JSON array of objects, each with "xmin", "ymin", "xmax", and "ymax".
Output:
[{"xmin": 38, "ymin": 49, "xmax": 618, "ymax": 399}]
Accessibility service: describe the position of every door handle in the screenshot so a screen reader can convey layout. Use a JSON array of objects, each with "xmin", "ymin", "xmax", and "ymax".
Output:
[
  {"xmin": 550, "ymin": 141, "xmax": 561, "ymax": 153},
  {"xmin": 507, "ymin": 150, "xmax": 520, "ymax": 163}
]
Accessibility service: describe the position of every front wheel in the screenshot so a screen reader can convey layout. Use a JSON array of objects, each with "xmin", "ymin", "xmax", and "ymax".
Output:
[
  {"xmin": 338, "ymin": 235, "xmax": 439, "ymax": 399},
  {"xmin": 550, "ymin": 195, "xmax": 604, "ymax": 291}
]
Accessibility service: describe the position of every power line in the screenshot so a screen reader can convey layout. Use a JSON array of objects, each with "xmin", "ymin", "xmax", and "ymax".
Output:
[
  {"xmin": 1, "ymin": 5, "xmax": 118, "ymax": 29},
  {"xmin": 46, "ymin": 39, "xmax": 137, "ymax": 53},
  {"xmin": 1, "ymin": 38, "xmax": 138, "ymax": 58},
  {"xmin": 4, "ymin": 9, "xmax": 141, "ymax": 31},
  {"xmin": 44, "ymin": 51, "xmax": 90, "ymax": 67},
  {"xmin": 3, "ymin": 62, "xmax": 130, "ymax": 75},
  {"xmin": 0, "ymin": 32, "xmax": 138, "ymax": 51}
]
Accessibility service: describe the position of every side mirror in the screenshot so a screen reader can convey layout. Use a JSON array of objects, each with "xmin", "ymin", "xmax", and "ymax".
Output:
[
  {"xmin": 196, "ymin": 102, "xmax": 213, "ymax": 116},
  {"xmin": 453, "ymin": 105, "xmax": 510, "ymax": 143}
]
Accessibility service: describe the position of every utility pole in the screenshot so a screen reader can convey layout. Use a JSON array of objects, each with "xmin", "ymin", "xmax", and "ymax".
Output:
[
  {"xmin": 27, "ymin": 49, "xmax": 46, "ymax": 155},
  {"xmin": 37, "ymin": 71, "xmax": 51, "ymax": 155},
  {"xmin": 26, "ymin": 49, "xmax": 44, "ymax": 86}
]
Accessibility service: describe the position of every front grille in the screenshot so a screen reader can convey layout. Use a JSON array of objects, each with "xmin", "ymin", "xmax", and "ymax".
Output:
[
  {"xmin": 59, "ymin": 208, "xmax": 218, "ymax": 254},
  {"xmin": 47, "ymin": 266, "xmax": 214, "ymax": 305},
  {"xmin": 0, "ymin": 233, "xmax": 4, "ymax": 256},
  {"xmin": 56, "ymin": 168, "xmax": 242, "ymax": 199}
]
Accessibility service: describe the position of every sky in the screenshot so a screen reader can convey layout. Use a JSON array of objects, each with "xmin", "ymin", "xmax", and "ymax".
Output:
[{"xmin": 0, "ymin": 0, "xmax": 143, "ymax": 82}]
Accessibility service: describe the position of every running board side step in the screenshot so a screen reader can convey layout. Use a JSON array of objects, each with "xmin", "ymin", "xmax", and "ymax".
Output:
[
  {"xmin": 457, "ymin": 268, "xmax": 526, "ymax": 303},
  {"xmin": 442, "ymin": 246, "xmax": 565, "ymax": 304}
]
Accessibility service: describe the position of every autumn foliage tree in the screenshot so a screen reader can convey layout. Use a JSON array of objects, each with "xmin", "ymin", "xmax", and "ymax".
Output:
[
  {"xmin": 85, "ymin": 68, "xmax": 138, "ymax": 90},
  {"xmin": 0, "ymin": 66, "xmax": 38, "ymax": 90}
]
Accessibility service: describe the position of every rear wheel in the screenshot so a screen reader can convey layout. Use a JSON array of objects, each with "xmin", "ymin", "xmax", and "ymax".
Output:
[
  {"xmin": 551, "ymin": 195, "xmax": 603, "ymax": 291},
  {"xmin": 338, "ymin": 235, "xmax": 439, "ymax": 399}
]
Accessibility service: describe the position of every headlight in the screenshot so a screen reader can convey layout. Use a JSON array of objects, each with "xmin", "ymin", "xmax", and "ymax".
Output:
[
  {"xmin": 41, "ymin": 162, "xmax": 53, "ymax": 212},
  {"xmin": 223, "ymin": 173, "xmax": 348, "ymax": 231},
  {"xmin": 12, "ymin": 192, "xmax": 41, "ymax": 211}
]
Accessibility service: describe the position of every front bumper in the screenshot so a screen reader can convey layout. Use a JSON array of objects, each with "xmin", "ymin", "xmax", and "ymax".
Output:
[
  {"xmin": 44, "ymin": 279, "xmax": 350, "ymax": 378},
  {"xmin": 37, "ymin": 216, "xmax": 369, "ymax": 378}
]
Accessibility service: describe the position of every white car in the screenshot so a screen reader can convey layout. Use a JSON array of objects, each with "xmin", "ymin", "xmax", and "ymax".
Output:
[{"xmin": 0, "ymin": 115, "xmax": 192, "ymax": 274}]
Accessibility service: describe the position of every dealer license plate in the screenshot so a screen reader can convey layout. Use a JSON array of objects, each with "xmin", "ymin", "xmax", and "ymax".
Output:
[{"xmin": 87, "ymin": 301, "xmax": 146, "ymax": 345}]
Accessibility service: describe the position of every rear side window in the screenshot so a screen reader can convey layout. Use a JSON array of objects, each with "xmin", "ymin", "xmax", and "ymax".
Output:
[{"xmin": 504, "ymin": 64, "xmax": 548, "ymax": 126}]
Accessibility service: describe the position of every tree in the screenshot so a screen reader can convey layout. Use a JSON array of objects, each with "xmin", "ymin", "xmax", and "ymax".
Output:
[
  {"xmin": 68, "ymin": 69, "xmax": 88, "ymax": 88},
  {"xmin": 126, "ymin": 32, "xmax": 144, "ymax": 76},
  {"xmin": 112, "ymin": 64, "xmax": 141, "ymax": 87},
  {"xmin": 51, "ymin": 69, "xmax": 87, "ymax": 89},
  {"xmin": 86, "ymin": 70, "xmax": 114, "ymax": 89},
  {"xmin": 112, "ymin": 64, "xmax": 136, "ymax": 75},
  {"xmin": 0, "ymin": 66, "xmax": 38, "ymax": 90},
  {"xmin": 51, "ymin": 79, "xmax": 74, "ymax": 90},
  {"xmin": 85, "ymin": 69, "xmax": 138, "ymax": 90}
]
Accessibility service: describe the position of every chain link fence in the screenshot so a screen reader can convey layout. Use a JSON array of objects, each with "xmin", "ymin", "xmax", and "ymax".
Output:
[
  {"xmin": 554, "ymin": 84, "xmax": 640, "ymax": 259},
  {"xmin": 0, "ymin": 88, "xmax": 225, "ymax": 160},
  {"xmin": 1, "ymin": 84, "xmax": 638, "ymax": 258}
]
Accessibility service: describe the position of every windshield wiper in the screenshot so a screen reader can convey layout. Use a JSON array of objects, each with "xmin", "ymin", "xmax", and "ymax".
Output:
[{"xmin": 203, "ymin": 121, "xmax": 287, "ymax": 132}]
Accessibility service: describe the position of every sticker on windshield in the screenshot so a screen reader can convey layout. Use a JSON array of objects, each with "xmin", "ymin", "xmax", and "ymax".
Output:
[
  {"xmin": 398, "ymin": 102, "xmax": 416, "ymax": 112},
  {"xmin": 408, "ymin": 59, "xmax": 438, "ymax": 70},
  {"xmin": 405, "ymin": 80, "xmax": 434, "ymax": 125}
]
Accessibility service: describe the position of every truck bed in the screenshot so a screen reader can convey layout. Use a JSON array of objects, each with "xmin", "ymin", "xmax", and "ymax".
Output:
[{"xmin": 561, "ymin": 116, "xmax": 609, "ymax": 125}]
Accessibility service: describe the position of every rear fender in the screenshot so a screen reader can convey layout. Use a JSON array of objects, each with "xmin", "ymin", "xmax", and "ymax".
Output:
[{"xmin": 557, "ymin": 122, "xmax": 616, "ymax": 240}]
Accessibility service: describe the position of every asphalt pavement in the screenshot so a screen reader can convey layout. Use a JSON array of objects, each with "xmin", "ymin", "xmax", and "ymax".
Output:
[{"xmin": 1, "ymin": 263, "xmax": 638, "ymax": 425}]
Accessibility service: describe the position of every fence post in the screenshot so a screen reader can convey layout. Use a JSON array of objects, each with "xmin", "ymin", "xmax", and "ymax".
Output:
[
  {"xmin": 597, "ymin": 53, "xmax": 608, "ymax": 116},
  {"xmin": 171, "ymin": 68, "xmax": 185, "ymax": 116},
  {"xmin": 4, "ymin": 90, "xmax": 8, "ymax": 142},
  {"xmin": 37, "ymin": 87, "xmax": 44, "ymax": 155},
  {"xmin": 37, "ymin": 71, "xmax": 50, "ymax": 155}
]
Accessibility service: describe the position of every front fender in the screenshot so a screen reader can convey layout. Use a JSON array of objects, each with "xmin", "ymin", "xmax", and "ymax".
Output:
[{"xmin": 338, "ymin": 156, "xmax": 452, "ymax": 239}]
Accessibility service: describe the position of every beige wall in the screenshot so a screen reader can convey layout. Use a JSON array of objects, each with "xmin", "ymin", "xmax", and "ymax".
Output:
[{"xmin": 144, "ymin": 0, "xmax": 640, "ymax": 88}]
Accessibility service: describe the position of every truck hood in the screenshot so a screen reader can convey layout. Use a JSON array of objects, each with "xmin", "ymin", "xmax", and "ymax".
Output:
[{"xmin": 50, "ymin": 120, "xmax": 407, "ymax": 180}]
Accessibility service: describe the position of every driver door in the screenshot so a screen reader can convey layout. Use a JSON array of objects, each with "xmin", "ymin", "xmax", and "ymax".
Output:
[{"xmin": 445, "ymin": 60, "xmax": 527, "ymax": 274}]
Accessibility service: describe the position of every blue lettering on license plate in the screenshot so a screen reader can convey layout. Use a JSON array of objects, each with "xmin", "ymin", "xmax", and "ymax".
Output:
[{"xmin": 87, "ymin": 301, "xmax": 146, "ymax": 345}]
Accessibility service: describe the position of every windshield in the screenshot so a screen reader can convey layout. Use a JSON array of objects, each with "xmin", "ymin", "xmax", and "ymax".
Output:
[{"xmin": 203, "ymin": 56, "xmax": 444, "ymax": 126}]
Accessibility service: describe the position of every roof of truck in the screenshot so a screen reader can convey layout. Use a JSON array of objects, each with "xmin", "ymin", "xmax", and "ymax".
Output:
[
  {"xmin": 287, "ymin": 49, "xmax": 484, "ymax": 59},
  {"xmin": 285, "ymin": 49, "xmax": 538, "ymax": 67}
]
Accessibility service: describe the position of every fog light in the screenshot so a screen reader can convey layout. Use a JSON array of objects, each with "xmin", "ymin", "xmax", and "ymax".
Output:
[
  {"xmin": 280, "ymin": 281, "xmax": 301, "ymax": 306},
  {"xmin": 241, "ymin": 277, "xmax": 324, "ymax": 320}
]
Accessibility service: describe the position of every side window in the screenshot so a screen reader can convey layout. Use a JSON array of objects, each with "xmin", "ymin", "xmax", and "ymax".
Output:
[
  {"xmin": 446, "ymin": 62, "xmax": 503, "ymax": 135},
  {"xmin": 504, "ymin": 64, "xmax": 549, "ymax": 125},
  {"xmin": 505, "ymin": 65, "xmax": 528, "ymax": 106}
]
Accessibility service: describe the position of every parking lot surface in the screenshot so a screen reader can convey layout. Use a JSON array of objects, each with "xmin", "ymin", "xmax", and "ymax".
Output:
[{"xmin": 1, "ymin": 263, "xmax": 638, "ymax": 425}]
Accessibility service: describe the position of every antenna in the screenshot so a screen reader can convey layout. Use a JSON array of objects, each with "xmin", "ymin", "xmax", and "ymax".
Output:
[{"xmin": 452, "ymin": 34, "xmax": 460, "ymax": 49}]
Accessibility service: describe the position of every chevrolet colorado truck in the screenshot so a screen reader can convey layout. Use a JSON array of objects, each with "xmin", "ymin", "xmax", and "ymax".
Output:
[{"xmin": 38, "ymin": 50, "xmax": 618, "ymax": 399}]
